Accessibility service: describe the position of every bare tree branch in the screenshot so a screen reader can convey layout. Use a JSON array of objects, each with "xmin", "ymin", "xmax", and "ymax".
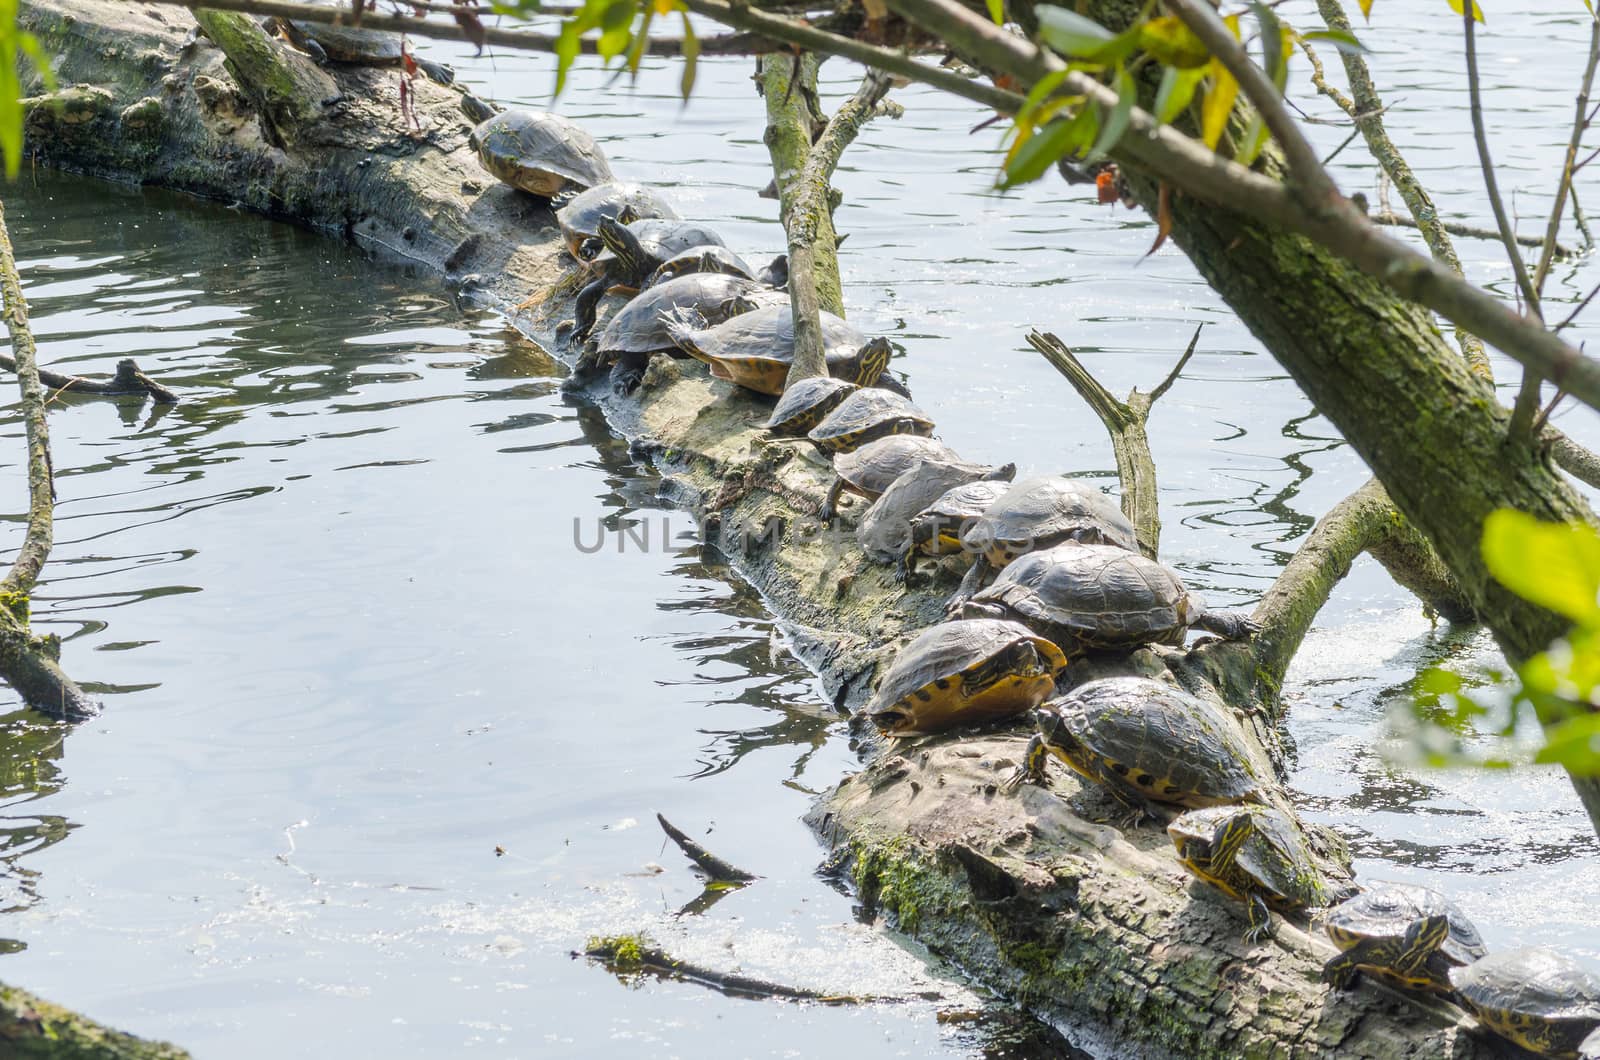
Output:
[{"xmin": 1532, "ymin": 11, "xmax": 1600, "ymax": 296}]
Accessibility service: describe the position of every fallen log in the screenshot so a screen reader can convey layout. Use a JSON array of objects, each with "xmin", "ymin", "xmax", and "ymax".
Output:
[
  {"xmin": 0, "ymin": 980, "xmax": 191, "ymax": 1059},
  {"xmin": 15, "ymin": 3, "xmax": 1506, "ymax": 1055}
]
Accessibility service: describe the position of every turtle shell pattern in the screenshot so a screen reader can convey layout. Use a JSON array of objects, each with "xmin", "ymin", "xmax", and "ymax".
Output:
[
  {"xmin": 765, "ymin": 376, "xmax": 859, "ymax": 435},
  {"xmin": 808, "ymin": 388, "xmax": 935, "ymax": 454},
  {"xmin": 866, "ymin": 618, "xmax": 1068, "ymax": 735},
  {"xmin": 1169, "ymin": 804, "xmax": 1331, "ymax": 913},
  {"xmin": 835, "ymin": 436, "xmax": 961, "ymax": 499},
  {"xmin": 962, "ymin": 476, "xmax": 1138, "ymax": 566},
  {"xmin": 1450, "ymin": 949, "xmax": 1600, "ymax": 1058},
  {"xmin": 469, "ymin": 110, "xmax": 614, "ymax": 197},
  {"xmin": 596, "ymin": 273, "xmax": 762, "ymax": 355},
  {"xmin": 1324, "ymin": 881, "xmax": 1487, "ymax": 994},
  {"xmin": 556, "ymin": 183, "xmax": 678, "ymax": 256},
  {"xmin": 671, "ymin": 305, "xmax": 870, "ymax": 396},
  {"xmin": 648, "ymin": 245, "xmax": 756, "ymax": 287},
  {"xmin": 857, "ymin": 459, "xmax": 1009, "ymax": 566},
  {"xmin": 912, "ymin": 480, "xmax": 1012, "ymax": 557}
]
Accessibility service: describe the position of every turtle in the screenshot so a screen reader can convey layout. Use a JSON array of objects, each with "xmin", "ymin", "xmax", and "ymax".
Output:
[
  {"xmin": 1168, "ymin": 805, "xmax": 1338, "ymax": 944},
  {"xmin": 864, "ymin": 618, "xmax": 1069, "ymax": 735},
  {"xmin": 960, "ymin": 543, "xmax": 1260, "ymax": 657},
  {"xmin": 647, "ymin": 246, "xmax": 788, "ymax": 290},
  {"xmin": 576, "ymin": 273, "xmax": 765, "ymax": 394},
  {"xmin": 460, "ymin": 93, "xmax": 497, "ymax": 125},
  {"xmin": 262, "ymin": 10, "xmax": 456, "ymax": 83},
  {"xmin": 765, "ymin": 376, "xmax": 860, "ymax": 436},
  {"xmin": 948, "ymin": 476, "xmax": 1140, "ymax": 610},
  {"xmin": 572, "ymin": 216, "xmax": 728, "ymax": 341},
  {"xmin": 822, "ymin": 435, "xmax": 960, "ymax": 521},
  {"xmin": 1581, "ymin": 1028, "xmax": 1600, "ymax": 1060},
  {"xmin": 468, "ymin": 110, "xmax": 614, "ymax": 201},
  {"xmin": 556, "ymin": 183, "xmax": 679, "ymax": 260},
  {"xmin": 667, "ymin": 305, "xmax": 893, "ymax": 398},
  {"xmin": 1449, "ymin": 949, "xmax": 1600, "ymax": 1058},
  {"xmin": 905, "ymin": 479, "xmax": 1013, "ymax": 580},
  {"xmin": 807, "ymin": 387, "xmax": 936, "ymax": 455},
  {"xmin": 857, "ymin": 459, "xmax": 1017, "ymax": 578},
  {"xmin": 1321, "ymin": 882, "xmax": 1487, "ymax": 996},
  {"xmin": 1003, "ymin": 677, "xmax": 1270, "ymax": 824}
]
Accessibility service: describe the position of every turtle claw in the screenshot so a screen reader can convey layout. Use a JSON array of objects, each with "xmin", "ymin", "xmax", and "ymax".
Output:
[{"xmin": 1321, "ymin": 959, "xmax": 1359, "ymax": 991}]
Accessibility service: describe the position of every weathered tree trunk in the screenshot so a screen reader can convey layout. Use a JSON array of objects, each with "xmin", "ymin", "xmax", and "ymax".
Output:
[
  {"xmin": 0, "ymin": 981, "xmax": 190, "ymax": 1059},
  {"xmin": 13, "ymin": 2, "xmax": 1520, "ymax": 1055}
]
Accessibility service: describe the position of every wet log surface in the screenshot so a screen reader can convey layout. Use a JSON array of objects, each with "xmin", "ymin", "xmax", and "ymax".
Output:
[{"xmin": 15, "ymin": 2, "xmax": 1517, "ymax": 1056}]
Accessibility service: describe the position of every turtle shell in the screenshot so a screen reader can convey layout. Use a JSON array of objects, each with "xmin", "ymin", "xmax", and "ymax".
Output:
[
  {"xmin": 765, "ymin": 377, "xmax": 858, "ymax": 435},
  {"xmin": 1037, "ymin": 677, "xmax": 1268, "ymax": 809},
  {"xmin": 648, "ymin": 245, "xmax": 756, "ymax": 287},
  {"xmin": 866, "ymin": 618, "xmax": 1068, "ymax": 735},
  {"xmin": 596, "ymin": 273, "xmax": 763, "ymax": 355},
  {"xmin": 911, "ymin": 480, "xmax": 1012, "ymax": 557},
  {"xmin": 835, "ymin": 436, "xmax": 961, "ymax": 498},
  {"xmin": 668, "ymin": 305, "xmax": 872, "ymax": 396},
  {"xmin": 556, "ymin": 183, "xmax": 677, "ymax": 257},
  {"xmin": 1168, "ymin": 805, "xmax": 1330, "ymax": 913},
  {"xmin": 808, "ymin": 388, "xmax": 935, "ymax": 454},
  {"xmin": 1450, "ymin": 949, "xmax": 1600, "ymax": 1058},
  {"xmin": 962, "ymin": 476, "xmax": 1138, "ymax": 566},
  {"xmin": 281, "ymin": 16, "xmax": 402, "ymax": 61},
  {"xmin": 962, "ymin": 543, "xmax": 1196, "ymax": 656},
  {"xmin": 1323, "ymin": 882, "xmax": 1486, "ymax": 993},
  {"xmin": 592, "ymin": 219, "xmax": 726, "ymax": 280},
  {"xmin": 857, "ymin": 459, "xmax": 1013, "ymax": 566},
  {"xmin": 469, "ymin": 110, "xmax": 614, "ymax": 197}
]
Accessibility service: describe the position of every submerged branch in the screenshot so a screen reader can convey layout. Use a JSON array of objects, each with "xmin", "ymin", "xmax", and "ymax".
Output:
[
  {"xmin": 656, "ymin": 813, "xmax": 758, "ymax": 883},
  {"xmin": 0, "ymin": 353, "xmax": 179, "ymax": 404},
  {"xmin": 581, "ymin": 936, "xmax": 892, "ymax": 1003}
]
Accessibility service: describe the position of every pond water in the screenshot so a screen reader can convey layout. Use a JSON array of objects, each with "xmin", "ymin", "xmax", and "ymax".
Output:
[{"xmin": 2, "ymin": 1, "xmax": 1599, "ymax": 1055}]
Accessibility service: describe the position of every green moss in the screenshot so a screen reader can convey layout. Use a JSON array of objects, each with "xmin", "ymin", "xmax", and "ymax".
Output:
[{"xmin": 585, "ymin": 932, "xmax": 650, "ymax": 969}]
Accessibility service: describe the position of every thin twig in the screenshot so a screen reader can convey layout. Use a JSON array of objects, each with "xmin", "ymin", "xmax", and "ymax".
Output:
[
  {"xmin": 1148, "ymin": 323, "xmax": 1202, "ymax": 406},
  {"xmin": 1556, "ymin": 280, "xmax": 1600, "ymax": 333},
  {"xmin": 657, "ymin": 813, "xmax": 758, "ymax": 883},
  {"xmin": 1533, "ymin": 12, "xmax": 1600, "ymax": 296},
  {"xmin": 1574, "ymin": 186, "xmax": 1597, "ymax": 252},
  {"xmin": 1370, "ymin": 211, "xmax": 1569, "ymax": 254}
]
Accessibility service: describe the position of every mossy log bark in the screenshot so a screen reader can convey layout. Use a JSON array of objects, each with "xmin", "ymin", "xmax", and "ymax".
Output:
[
  {"xmin": 18, "ymin": 2, "xmax": 1511, "ymax": 1056},
  {"xmin": 0, "ymin": 982, "xmax": 190, "ymax": 1059}
]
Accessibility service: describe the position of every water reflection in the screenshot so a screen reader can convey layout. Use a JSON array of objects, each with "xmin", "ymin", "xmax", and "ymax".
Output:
[{"xmin": 0, "ymin": 713, "xmax": 71, "ymax": 948}]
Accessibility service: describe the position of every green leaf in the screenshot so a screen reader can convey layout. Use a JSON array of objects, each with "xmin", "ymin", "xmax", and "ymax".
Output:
[
  {"xmin": 1035, "ymin": 6, "xmax": 1114, "ymax": 57},
  {"xmin": 1481, "ymin": 508, "xmax": 1600, "ymax": 627},
  {"xmin": 678, "ymin": 11, "xmax": 698, "ymax": 100},
  {"xmin": 986, "ymin": 0, "xmax": 1004, "ymax": 25},
  {"xmin": 1299, "ymin": 28, "xmax": 1369, "ymax": 54},
  {"xmin": 1252, "ymin": 2, "xmax": 1288, "ymax": 91},
  {"xmin": 1235, "ymin": 112, "xmax": 1271, "ymax": 166},
  {"xmin": 1014, "ymin": 68, "xmax": 1070, "ymax": 131},
  {"xmin": 1087, "ymin": 64, "xmax": 1135, "ymax": 162},
  {"xmin": 1000, "ymin": 107, "xmax": 1095, "ymax": 188},
  {"xmin": 553, "ymin": 20, "xmax": 583, "ymax": 97},
  {"xmin": 1154, "ymin": 64, "xmax": 1207, "ymax": 124},
  {"xmin": 1535, "ymin": 711, "xmax": 1600, "ymax": 773},
  {"xmin": 624, "ymin": 6, "xmax": 655, "ymax": 77},
  {"xmin": 1137, "ymin": 16, "xmax": 1209, "ymax": 68}
]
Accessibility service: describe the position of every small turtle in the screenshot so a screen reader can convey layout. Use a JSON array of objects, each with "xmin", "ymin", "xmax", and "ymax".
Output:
[
  {"xmin": 765, "ymin": 377, "xmax": 860, "ymax": 436},
  {"xmin": 807, "ymin": 388, "xmax": 935, "ymax": 455},
  {"xmin": 469, "ymin": 110, "xmax": 614, "ymax": 201},
  {"xmin": 905, "ymin": 479, "xmax": 1012, "ymax": 580},
  {"xmin": 822, "ymin": 435, "xmax": 960, "ymax": 521},
  {"xmin": 961, "ymin": 543, "xmax": 1259, "ymax": 657},
  {"xmin": 668, "ymin": 306, "xmax": 893, "ymax": 398},
  {"xmin": 1322, "ymin": 882, "xmax": 1487, "ymax": 996},
  {"xmin": 556, "ymin": 183, "xmax": 678, "ymax": 259},
  {"xmin": 263, "ymin": 10, "xmax": 456, "ymax": 83},
  {"xmin": 578, "ymin": 273, "xmax": 765, "ymax": 394},
  {"xmin": 865, "ymin": 619, "xmax": 1068, "ymax": 735},
  {"xmin": 572, "ymin": 216, "xmax": 728, "ymax": 341},
  {"xmin": 1450, "ymin": 949, "xmax": 1600, "ymax": 1058},
  {"xmin": 949, "ymin": 476, "xmax": 1140, "ymax": 610},
  {"xmin": 647, "ymin": 246, "xmax": 788, "ymax": 290},
  {"xmin": 1004, "ymin": 677, "xmax": 1269, "ymax": 824},
  {"xmin": 857, "ymin": 459, "xmax": 1017, "ymax": 579},
  {"xmin": 1168, "ymin": 805, "xmax": 1339, "ymax": 943}
]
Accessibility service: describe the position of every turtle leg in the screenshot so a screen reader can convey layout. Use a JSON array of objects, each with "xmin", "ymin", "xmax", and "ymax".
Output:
[
  {"xmin": 944, "ymin": 555, "xmax": 993, "ymax": 618},
  {"xmin": 572, "ymin": 276, "xmax": 608, "ymax": 343},
  {"xmin": 895, "ymin": 545, "xmax": 917, "ymax": 585},
  {"xmin": 1001, "ymin": 734, "xmax": 1050, "ymax": 794},
  {"xmin": 1391, "ymin": 914, "xmax": 1451, "ymax": 978},
  {"xmin": 610, "ymin": 351, "xmax": 649, "ymax": 396},
  {"xmin": 818, "ymin": 477, "xmax": 846, "ymax": 521},
  {"xmin": 1243, "ymin": 893, "xmax": 1276, "ymax": 945},
  {"xmin": 1190, "ymin": 607, "xmax": 1262, "ymax": 640},
  {"xmin": 1321, "ymin": 939, "xmax": 1393, "ymax": 990},
  {"xmin": 303, "ymin": 37, "xmax": 330, "ymax": 65},
  {"xmin": 570, "ymin": 340, "xmax": 608, "ymax": 384}
]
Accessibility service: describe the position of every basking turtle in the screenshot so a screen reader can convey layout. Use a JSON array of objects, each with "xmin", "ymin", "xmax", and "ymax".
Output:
[
  {"xmin": 905, "ymin": 479, "xmax": 1012, "ymax": 580},
  {"xmin": 469, "ymin": 110, "xmax": 614, "ymax": 200},
  {"xmin": 572, "ymin": 216, "xmax": 727, "ymax": 341},
  {"xmin": 263, "ymin": 11, "xmax": 456, "ymax": 83},
  {"xmin": 1449, "ymin": 949, "xmax": 1600, "ymax": 1058},
  {"xmin": 1004, "ymin": 677, "xmax": 1269, "ymax": 823},
  {"xmin": 765, "ymin": 377, "xmax": 859, "ymax": 436},
  {"xmin": 822, "ymin": 435, "xmax": 960, "ymax": 521},
  {"xmin": 667, "ymin": 306, "xmax": 893, "ymax": 398},
  {"xmin": 556, "ymin": 183, "xmax": 678, "ymax": 259},
  {"xmin": 1322, "ymin": 882, "xmax": 1487, "ymax": 996},
  {"xmin": 1168, "ymin": 805, "xmax": 1338, "ymax": 943},
  {"xmin": 807, "ymin": 388, "xmax": 935, "ymax": 455},
  {"xmin": 577, "ymin": 273, "xmax": 765, "ymax": 394},
  {"xmin": 647, "ymin": 246, "xmax": 788, "ymax": 290},
  {"xmin": 865, "ymin": 619, "xmax": 1068, "ymax": 735},
  {"xmin": 960, "ymin": 543, "xmax": 1259, "ymax": 657},
  {"xmin": 949, "ymin": 476, "xmax": 1140, "ymax": 610},
  {"xmin": 857, "ymin": 459, "xmax": 1017, "ymax": 577}
]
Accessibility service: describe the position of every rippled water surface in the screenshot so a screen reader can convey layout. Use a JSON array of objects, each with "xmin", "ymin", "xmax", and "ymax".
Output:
[{"xmin": 3, "ymin": 0, "xmax": 1600, "ymax": 1054}]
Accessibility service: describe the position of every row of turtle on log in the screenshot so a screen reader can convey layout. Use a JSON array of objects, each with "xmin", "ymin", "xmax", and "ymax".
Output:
[{"xmin": 463, "ymin": 101, "xmax": 1600, "ymax": 1058}]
